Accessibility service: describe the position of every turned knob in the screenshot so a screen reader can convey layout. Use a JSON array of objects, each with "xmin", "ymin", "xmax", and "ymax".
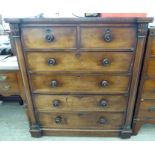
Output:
[
  {"xmin": 45, "ymin": 34, "xmax": 55, "ymax": 42},
  {"xmin": 53, "ymin": 100, "xmax": 60, "ymax": 107},
  {"xmin": 55, "ymin": 116, "xmax": 62, "ymax": 124},
  {"xmin": 101, "ymin": 80, "xmax": 109, "ymax": 87},
  {"xmin": 102, "ymin": 58, "xmax": 110, "ymax": 66},
  {"xmin": 50, "ymin": 80, "xmax": 58, "ymax": 88},
  {"xmin": 99, "ymin": 100, "xmax": 108, "ymax": 107},
  {"xmin": 48, "ymin": 58, "xmax": 56, "ymax": 65}
]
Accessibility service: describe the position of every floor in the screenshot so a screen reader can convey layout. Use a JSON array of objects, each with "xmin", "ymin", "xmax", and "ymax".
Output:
[{"xmin": 0, "ymin": 102, "xmax": 155, "ymax": 141}]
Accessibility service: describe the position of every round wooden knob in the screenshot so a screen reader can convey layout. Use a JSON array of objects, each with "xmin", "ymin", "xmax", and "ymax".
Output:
[
  {"xmin": 103, "ymin": 29, "xmax": 112, "ymax": 42},
  {"xmin": 102, "ymin": 58, "xmax": 110, "ymax": 66},
  {"xmin": 50, "ymin": 80, "xmax": 58, "ymax": 88},
  {"xmin": 55, "ymin": 116, "xmax": 62, "ymax": 124},
  {"xmin": 48, "ymin": 58, "xmax": 56, "ymax": 65},
  {"xmin": 45, "ymin": 34, "xmax": 54, "ymax": 42},
  {"xmin": 53, "ymin": 100, "xmax": 60, "ymax": 107},
  {"xmin": 99, "ymin": 117, "xmax": 107, "ymax": 124},
  {"xmin": 101, "ymin": 80, "xmax": 109, "ymax": 87},
  {"xmin": 99, "ymin": 100, "xmax": 108, "ymax": 107}
]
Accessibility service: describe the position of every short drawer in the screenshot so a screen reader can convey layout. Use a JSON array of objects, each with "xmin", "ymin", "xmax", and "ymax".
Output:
[
  {"xmin": 80, "ymin": 27, "xmax": 136, "ymax": 49},
  {"xmin": 146, "ymin": 59, "xmax": 155, "ymax": 77},
  {"xmin": 37, "ymin": 112, "xmax": 124, "ymax": 129},
  {"xmin": 0, "ymin": 72, "xmax": 17, "ymax": 82},
  {"xmin": 137, "ymin": 100, "xmax": 155, "ymax": 120},
  {"xmin": 34, "ymin": 94, "xmax": 127, "ymax": 112},
  {"xmin": 21, "ymin": 27, "xmax": 76, "ymax": 49},
  {"xmin": 142, "ymin": 79, "xmax": 155, "ymax": 99},
  {"xmin": 26, "ymin": 52, "xmax": 133, "ymax": 73},
  {"xmin": 30, "ymin": 74, "xmax": 130, "ymax": 94},
  {"xmin": 0, "ymin": 81, "xmax": 19, "ymax": 93}
]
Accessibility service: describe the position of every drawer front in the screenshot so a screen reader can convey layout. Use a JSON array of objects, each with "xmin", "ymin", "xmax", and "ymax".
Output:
[
  {"xmin": 142, "ymin": 79, "xmax": 155, "ymax": 99},
  {"xmin": 137, "ymin": 100, "xmax": 155, "ymax": 120},
  {"xmin": 80, "ymin": 27, "xmax": 136, "ymax": 49},
  {"xmin": 0, "ymin": 81, "xmax": 19, "ymax": 93},
  {"xmin": 27, "ymin": 52, "xmax": 133, "ymax": 72},
  {"xmin": 0, "ymin": 72, "xmax": 17, "ymax": 82},
  {"xmin": 22, "ymin": 27, "xmax": 76, "ymax": 49},
  {"xmin": 37, "ymin": 112, "xmax": 124, "ymax": 129},
  {"xmin": 150, "ymin": 37, "xmax": 155, "ymax": 55},
  {"xmin": 34, "ymin": 94, "xmax": 127, "ymax": 112},
  {"xmin": 146, "ymin": 59, "xmax": 155, "ymax": 77},
  {"xmin": 30, "ymin": 74, "xmax": 129, "ymax": 94}
]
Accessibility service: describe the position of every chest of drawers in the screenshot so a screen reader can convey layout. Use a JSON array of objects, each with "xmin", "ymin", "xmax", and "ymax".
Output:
[
  {"xmin": 5, "ymin": 17, "xmax": 153, "ymax": 138},
  {"xmin": 133, "ymin": 27, "xmax": 155, "ymax": 134}
]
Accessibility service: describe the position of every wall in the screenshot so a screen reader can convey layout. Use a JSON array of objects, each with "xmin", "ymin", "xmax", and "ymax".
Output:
[{"xmin": 0, "ymin": 0, "xmax": 155, "ymax": 25}]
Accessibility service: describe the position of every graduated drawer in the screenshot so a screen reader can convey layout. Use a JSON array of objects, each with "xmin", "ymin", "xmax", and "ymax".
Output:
[
  {"xmin": 80, "ymin": 27, "xmax": 136, "ymax": 49},
  {"xmin": 21, "ymin": 27, "xmax": 76, "ymax": 49},
  {"xmin": 142, "ymin": 79, "xmax": 155, "ymax": 99},
  {"xmin": 0, "ymin": 72, "xmax": 17, "ymax": 82},
  {"xmin": 30, "ymin": 74, "xmax": 130, "ymax": 94},
  {"xmin": 137, "ymin": 100, "xmax": 155, "ymax": 120},
  {"xmin": 0, "ymin": 81, "xmax": 19, "ymax": 93},
  {"xmin": 37, "ymin": 112, "xmax": 124, "ymax": 129},
  {"xmin": 146, "ymin": 59, "xmax": 155, "ymax": 77},
  {"xmin": 26, "ymin": 52, "xmax": 133, "ymax": 72},
  {"xmin": 34, "ymin": 94, "xmax": 127, "ymax": 112}
]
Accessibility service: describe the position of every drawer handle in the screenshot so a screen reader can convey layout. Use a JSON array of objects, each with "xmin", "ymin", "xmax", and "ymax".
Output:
[
  {"xmin": 45, "ymin": 34, "xmax": 55, "ymax": 42},
  {"xmin": 102, "ymin": 58, "xmax": 110, "ymax": 66},
  {"xmin": 3, "ymin": 85, "xmax": 11, "ymax": 91},
  {"xmin": 99, "ymin": 99, "xmax": 108, "ymax": 107},
  {"xmin": 99, "ymin": 117, "xmax": 107, "ymax": 124},
  {"xmin": 48, "ymin": 58, "xmax": 56, "ymax": 65},
  {"xmin": 55, "ymin": 116, "xmax": 62, "ymax": 124},
  {"xmin": 148, "ymin": 107, "xmax": 155, "ymax": 112},
  {"xmin": 50, "ymin": 80, "xmax": 58, "ymax": 88},
  {"xmin": 101, "ymin": 80, "xmax": 109, "ymax": 87},
  {"xmin": 103, "ymin": 29, "xmax": 112, "ymax": 42},
  {"xmin": 0, "ymin": 76, "xmax": 7, "ymax": 81},
  {"xmin": 53, "ymin": 100, "xmax": 60, "ymax": 107}
]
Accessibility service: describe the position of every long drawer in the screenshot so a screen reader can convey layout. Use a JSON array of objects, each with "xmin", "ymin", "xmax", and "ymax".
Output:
[
  {"xmin": 37, "ymin": 112, "xmax": 124, "ymax": 129},
  {"xmin": 34, "ymin": 94, "xmax": 127, "ymax": 112},
  {"xmin": 26, "ymin": 52, "xmax": 133, "ymax": 73},
  {"xmin": 30, "ymin": 74, "xmax": 130, "ymax": 94}
]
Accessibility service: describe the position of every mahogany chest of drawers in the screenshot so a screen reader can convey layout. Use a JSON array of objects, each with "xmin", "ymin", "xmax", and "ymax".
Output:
[
  {"xmin": 5, "ymin": 17, "xmax": 153, "ymax": 138},
  {"xmin": 133, "ymin": 27, "xmax": 155, "ymax": 134}
]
